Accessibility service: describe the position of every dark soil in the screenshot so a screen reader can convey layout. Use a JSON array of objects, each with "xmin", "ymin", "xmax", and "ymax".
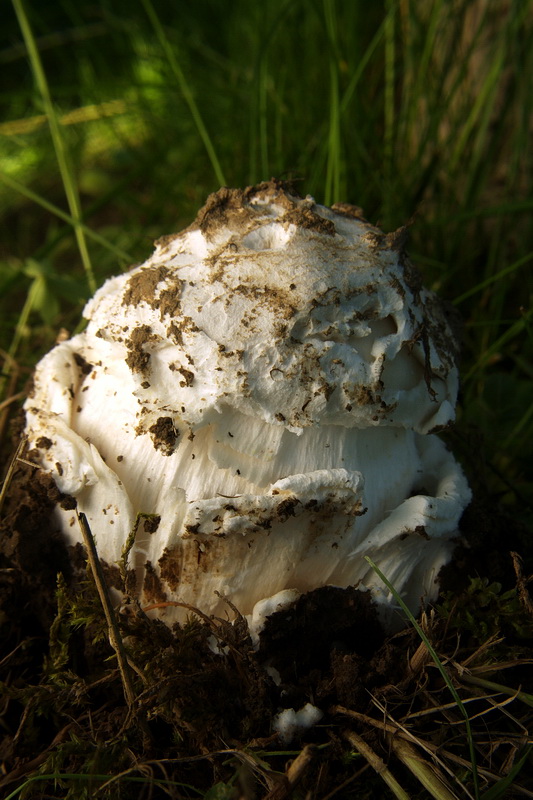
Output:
[{"xmin": 1, "ymin": 445, "xmax": 532, "ymax": 799}]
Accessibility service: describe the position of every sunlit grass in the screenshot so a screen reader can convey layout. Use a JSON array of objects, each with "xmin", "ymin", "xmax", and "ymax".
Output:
[
  {"xmin": 11, "ymin": 0, "xmax": 96, "ymax": 293},
  {"xmin": 1, "ymin": 0, "xmax": 530, "ymax": 477},
  {"xmin": 1, "ymin": 0, "xmax": 530, "ymax": 513}
]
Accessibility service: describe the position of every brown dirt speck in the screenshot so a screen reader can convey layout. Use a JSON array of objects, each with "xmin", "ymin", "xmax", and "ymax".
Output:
[
  {"xmin": 142, "ymin": 560, "xmax": 167, "ymax": 605},
  {"xmin": 73, "ymin": 352, "xmax": 93, "ymax": 376},
  {"xmin": 282, "ymin": 205, "xmax": 336, "ymax": 236},
  {"xmin": 330, "ymin": 201, "xmax": 368, "ymax": 221},
  {"xmin": 158, "ymin": 279, "xmax": 185, "ymax": 320},
  {"xmin": 122, "ymin": 264, "xmax": 170, "ymax": 309},
  {"xmin": 143, "ymin": 514, "xmax": 161, "ymax": 533},
  {"xmin": 177, "ymin": 366, "xmax": 194, "ymax": 387},
  {"xmin": 193, "ymin": 186, "xmax": 253, "ymax": 238},
  {"xmin": 148, "ymin": 416, "xmax": 179, "ymax": 456},
  {"xmin": 190, "ymin": 180, "xmax": 298, "ymax": 239},
  {"xmin": 125, "ymin": 324, "xmax": 156, "ymax": 374},
  {"xmin": 276, "ymin": 496, "xmax": 301, "ymax": 520}
]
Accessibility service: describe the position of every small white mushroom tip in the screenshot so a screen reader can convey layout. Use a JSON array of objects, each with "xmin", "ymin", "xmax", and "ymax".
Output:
[
  {"xmin": 272, "ymin": 703, "xmax": 324, "ymax": 744},
  {"xmin": 24, "ymin": 180, "xmax": 470, "ymax": 632}
]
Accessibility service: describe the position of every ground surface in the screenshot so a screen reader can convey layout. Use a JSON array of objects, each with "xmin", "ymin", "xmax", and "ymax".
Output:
[{"xmin": 1, "ymin": 436, "xmax": 532, "ymax": 799}]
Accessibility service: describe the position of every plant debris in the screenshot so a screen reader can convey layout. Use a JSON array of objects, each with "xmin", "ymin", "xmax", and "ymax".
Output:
[{"xmin": 1, "ymin": 448, "xmax": 532, "ymax": 799}]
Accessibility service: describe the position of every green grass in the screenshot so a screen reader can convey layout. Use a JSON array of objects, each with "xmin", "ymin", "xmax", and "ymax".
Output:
[
  {"xmin": 1, "ymin": 0, "xmax": 531, "ymax": 515},
  {"xmin": 0, "ymin": 0, "xmax": 532, "ymax": 796},
  {"xmin": 366, "ymin": 556, "xmax": 481, "ymax": 800}
]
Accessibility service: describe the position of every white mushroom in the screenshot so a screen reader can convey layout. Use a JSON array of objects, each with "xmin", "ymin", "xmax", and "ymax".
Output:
[
  {"xmin": 273, "ymin": 703, "xmax": 324, "ymax": 743},
  {"xmin": 24, "ymin": 181, "xmax": 471, "ymax": 631}
]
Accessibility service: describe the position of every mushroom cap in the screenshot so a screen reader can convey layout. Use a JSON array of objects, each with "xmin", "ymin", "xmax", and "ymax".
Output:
[{"xmin": 82, "ymin": 181, "xmax": 459, "ymax": 439}]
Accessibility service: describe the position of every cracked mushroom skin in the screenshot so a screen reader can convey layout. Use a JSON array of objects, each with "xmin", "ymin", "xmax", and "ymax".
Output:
[{"xmin": 24, "ymin": 181, "xmax": 471, "ymax": 630}]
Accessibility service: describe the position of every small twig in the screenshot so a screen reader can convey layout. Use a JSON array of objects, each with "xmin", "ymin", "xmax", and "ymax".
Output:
[
  {"xmin": 77, "ymin": 512, "xmax": 136, "ymax": 708},
  {"xmin": 0, "ymin": 390, "xmax": 25, "ymax": 414},
  {"xmin": 368, "ymin": 693, "xmax": 473, "ymax": 797},
  {"xmin": 332, "ymin": 705, "xmax": 399, "ymax": 735},
  {"xmin": 0, "ymin": 436, "xmax": 26, "ymax": 517},
  {"xmin": 0, "ymin": 353, "xmax": 21, "ymax": 448},
  {"xmin": 319, "ymin": 766, "xmax": 369, "ymax": 800},
  {"xmin": 286, "ymin": 744, "xmax": 317, "ymax": 785},
  {"xmin": 460, "ymin": 633, "xmax": 505, "ymax": 669},
  {"xmin": 261, "ymin": 745, "xmax": 318, "ymax": 800},
  {"xmin": 142, "ymin": 599, "xmax": 215, "ymax": 626},
  {"xmin": 470, "ymin": 658, "xmax": 533, "ymax": 675},
  {"xmin": 511, "ymin": 551, "xmax": 533, "ymax": 617},
  {"xmin": 16, "ymin": 456, "xmax": 42, "ymax": 469},
  {"xmin": 335, "ymin": 702, "xmax": 463, "ymax": 790},
  {"xmin": 404, "ymin": 693, "xmax": 507, "ymax": 722},
  {"xmin": 0, "ymin": 723, "xmax": 77, "ymax": 790}
]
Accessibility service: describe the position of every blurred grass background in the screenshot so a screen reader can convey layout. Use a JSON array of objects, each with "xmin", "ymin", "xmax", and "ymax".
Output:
[{"xmin": 1, "ymin": 0, "xmax": 532, "ymax": 523}]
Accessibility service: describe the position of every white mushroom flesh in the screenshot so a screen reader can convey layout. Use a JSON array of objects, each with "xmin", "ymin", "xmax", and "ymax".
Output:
[{"xmin": 24, "ymin": 183, "xmax": 471, "ymax": 629}]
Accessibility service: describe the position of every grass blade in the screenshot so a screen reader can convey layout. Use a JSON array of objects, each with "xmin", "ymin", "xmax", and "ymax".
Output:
[
  {"xmin": 479, "ymin": 744, "xmax": 533, "ymax": 800},
  {"xmin": 0, "ymin": 170, "xmax": 134, "ymax": 262},
  {"xmin": 77, "ymin": 512, "xmax": 136, "ymax": 708},
  {"xmin": 140, "ymin": 0, "xmax": 226, "ymax": 187},
  {"xmin": 323, "ymin": 0, "xmax": 342, "ymax": 205},
  {"xmin": 11, "ymin": 0, "xmax": 96, "ymax": 293},
  {"xmin": 453, "ymin": 252, "xmax": 533, "ymax": 305},
  {"xmin": 364, "ymin": 556, "xmax": 481, "ymax": 800},
  {"xmin": 464, "ymin": 307, "xmax": 532, "ymax": 383},
  {"xmin": 383, "ymin": 0, "xmax": 395, "ymax": 204}
]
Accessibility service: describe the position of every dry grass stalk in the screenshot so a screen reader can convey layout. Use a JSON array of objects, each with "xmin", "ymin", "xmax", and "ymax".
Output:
[
  {"xmin": 389, "ymin": 737, "xmax": 461, "ymax": 800},
  {"xmin": 77, "ymin": 511, "xmax": 136, "ymax": 708},
  {"xmin": 344, "ymin": 730, "xmax": 410, "ymax": 800}
]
